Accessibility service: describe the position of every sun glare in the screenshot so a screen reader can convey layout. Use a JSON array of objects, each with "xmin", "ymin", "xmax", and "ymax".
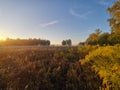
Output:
[{"xmin": 0, "ymin": 35, "xmax": 6, "ymax": 41}]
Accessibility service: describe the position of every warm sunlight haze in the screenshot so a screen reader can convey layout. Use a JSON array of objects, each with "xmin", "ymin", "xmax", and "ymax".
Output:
[
  {"xmin": 0, "ymin": 0, "xmax": 117, "ymax": 45},
  {"xmin": 0, "ymin": 35, "xmax": 6, "ymax": 41},
  {"xmin": 0, "ymin": 0, "xmax": 120, "ymax": 90}
]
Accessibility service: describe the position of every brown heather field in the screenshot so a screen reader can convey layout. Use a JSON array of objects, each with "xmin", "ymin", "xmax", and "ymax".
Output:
[{"xmin": 0, "ymin": 45, "xmax": 120, "ymax": 90}]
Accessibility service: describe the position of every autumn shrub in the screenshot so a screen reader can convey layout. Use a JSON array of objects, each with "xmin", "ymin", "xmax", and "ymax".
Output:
[
  {"xmin": 81, "ymin": 44, "xmax": 120, "ymax": 89},
  {"xmin": 78, "ymin": 45, "xmax": 99, "ymax": 59}
]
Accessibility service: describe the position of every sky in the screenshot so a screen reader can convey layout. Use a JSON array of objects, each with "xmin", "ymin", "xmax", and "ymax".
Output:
[{"xmin": 0, "ymin": 0, "xmax": 117, "ymax": 45}]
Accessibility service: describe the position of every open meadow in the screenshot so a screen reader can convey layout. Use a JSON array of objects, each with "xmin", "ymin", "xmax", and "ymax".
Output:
[{"xmin": 0, "ymin": 45, "xmax": 120, "ymax": 90}]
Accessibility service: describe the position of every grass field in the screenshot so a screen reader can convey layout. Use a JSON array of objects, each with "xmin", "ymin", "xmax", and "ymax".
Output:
[{"xmin": 0, "ymin": 45, "xmax": 119, "ymax": 90}]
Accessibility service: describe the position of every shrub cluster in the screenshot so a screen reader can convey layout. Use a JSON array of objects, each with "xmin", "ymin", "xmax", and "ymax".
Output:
[{"xmin": 81, "ymin": 44, "xmax": 120, "ymax": 89}]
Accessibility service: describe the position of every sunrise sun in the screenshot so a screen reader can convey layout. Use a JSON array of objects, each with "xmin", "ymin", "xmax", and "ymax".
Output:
[{"xmin": 0, "ymin": 35, "xmax": 6, "ymax": 41}]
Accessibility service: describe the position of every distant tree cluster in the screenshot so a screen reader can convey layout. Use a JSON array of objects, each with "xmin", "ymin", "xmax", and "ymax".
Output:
[
  {"xmin": 62, "ymin": 39, "xmax": 72, "ymax": 46},
  {"xmin": 0, "ymin": 38, "xmax": 50, "ymax": 46}
]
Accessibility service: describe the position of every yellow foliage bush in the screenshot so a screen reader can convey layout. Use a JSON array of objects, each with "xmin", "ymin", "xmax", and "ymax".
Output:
[{"xmin": 81, "ymin": 44, "xmax": 120, "ymax": 89}]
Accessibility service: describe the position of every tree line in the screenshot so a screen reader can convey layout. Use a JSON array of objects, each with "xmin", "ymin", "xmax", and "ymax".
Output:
[{"xmin": 0, "ymin": 38, "xmax": 50, "ymax": 46}]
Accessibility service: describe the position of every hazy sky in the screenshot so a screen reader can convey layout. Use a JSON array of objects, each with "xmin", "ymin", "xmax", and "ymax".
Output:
[{"xmin": 0, "ymin": 0, "xmax": 117, "ymax": 45}]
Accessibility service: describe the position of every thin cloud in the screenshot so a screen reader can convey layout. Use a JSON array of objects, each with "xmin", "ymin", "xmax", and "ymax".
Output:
[
  {"xmin": 70, "ymin": 8, "xmax": 91, "ymax": 19},
  {"xmin": 98, "ymin": 0, "xmax": 109, "ymax": 6},
  {"xmin": 39, "ymin": 20, "xmax": 59, "ymax": 28}
]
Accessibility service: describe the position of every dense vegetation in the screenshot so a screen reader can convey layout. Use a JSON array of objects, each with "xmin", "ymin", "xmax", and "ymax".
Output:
[
  {"xmin": 0, "ymin": 46, "xmax": 102, "ymax": 90},
  {"xmin": 81, "ymin": 44, "xmax": 120, "ymax": 89}
]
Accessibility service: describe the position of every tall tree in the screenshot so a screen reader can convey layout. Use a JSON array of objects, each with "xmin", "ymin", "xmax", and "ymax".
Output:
[
  {"xmin": 62, "ymin": 40, "xmax": 66, "ymax": 46},
  {"xmin": 67, "ymin": 39, "xmax": 72, "ymax": 46},
  {"xmin": 95, "ymin": 29, "xmax": 101, "ymax": 35},
  {"xmin": 98, "ymin": 32, "xmax": 110, "ymax": 46},
  {"xmin": 86, "ymin": 29, "xmax": 101, "ymax": 45},
  {"xmin": 107, "ymin": 0, "xmax": 120, "ymax": 44},
  {"xmin": 107, "ymin": 0, "xmax": 120, "ymax": 34}
]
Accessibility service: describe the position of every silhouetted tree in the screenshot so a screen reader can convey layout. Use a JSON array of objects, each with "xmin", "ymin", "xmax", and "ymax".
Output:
[
  {"xmin": 67, "ymin": 39, "xmax": 72, "ymax": 46},
  {"xmin": 62, "ymin": 40, "xmax": 66, "ymax": 46},
  {"xmin": 86, "ymin": 29, "xmax": 101, "ymax": 45},
  {"xmin": 62, "ymin": 39, "xmax": 72, "ymax": 46}
]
